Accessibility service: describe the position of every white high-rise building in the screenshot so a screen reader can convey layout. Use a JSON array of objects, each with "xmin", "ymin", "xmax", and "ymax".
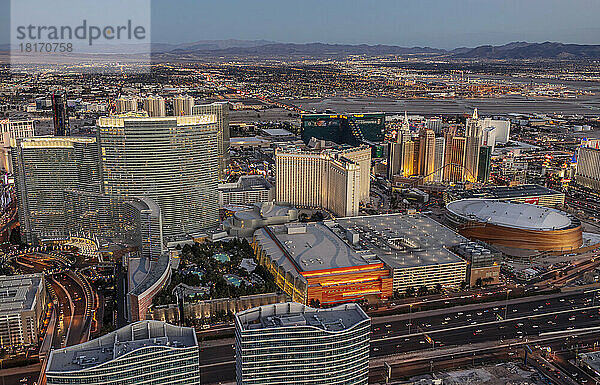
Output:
[
  {"xmin": 13, "ymin": 137, "xmax": 101, "ymax": 243},
  {"xmin": 143, "ymin": 95, "xmax": 166, "ymax": 117},
  {"xmin": 418, "ymin": 129, "xmax": 436, "ymax": 182},
  {"xmin": 482, "ymin": 126, "xmax": 497, "ymax": 152},
  {"xmin": 275, "ymin": 147, "xmax": 364, "ymax": 217},
  {"xmin": 426, "ymin": 117, "xmax": 443, "ymax": 134},
  {"xmin": 338, "ymin": 146, "xmax": 371, "ymax": 203},
  {"xmin": 464, "ymin": 109, "xmax": 483, "ymax": 182},
  {"xmin": 114, "ymin": 96, "xmax": 139, "ymax": 114},
  {"xmin": 0, "ymin": 119, "xmax": 35, "ymax": 173},
  {"xmin": 173, "ymin": 95, "xmax": 195, "ymax": 116},
  {"xmin": 576, "ymin": 146, "xmax": 600, "ymax": 191},
  {"xmin": 433, "ymin": 136, "xmax": 446, "ymax": 182},
  {"xmin": 235, "ymin": 302, "xmax": 370, "ymax": 385},
  {"xmin": 480, "ymin": 118, "xmax": 510, "ymax": 144}
]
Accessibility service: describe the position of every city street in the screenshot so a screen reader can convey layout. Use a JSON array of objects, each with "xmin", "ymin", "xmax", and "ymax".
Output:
[{"xmin": 200, "ymin": 289, "xmax": 600, "ymax": 384}]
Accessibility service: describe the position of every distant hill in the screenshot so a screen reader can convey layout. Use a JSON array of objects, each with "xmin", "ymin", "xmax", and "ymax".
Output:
[
  {"xmin": 152, "ymin": 39, "xmax": 277, "ymax": 53},
  {"xmin": 162, "ymin": 41, "xmax": 446, "ymax": 57},
  {"xmin": 452, "ymin": 42, "xmax": 600, "ymax": 59},
  {"xmin": 159, "ymin": 40, "xmax": 600, "ymax": 59}
]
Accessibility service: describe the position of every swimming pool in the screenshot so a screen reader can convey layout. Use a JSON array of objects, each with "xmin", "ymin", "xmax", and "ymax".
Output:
[
  {"xmin": 224, "ymin": 274, "xmax": 242, "ymax": 287},
  {"xmin": 212, "ymin": 253, "xmax": 230, "ymax": 263}
]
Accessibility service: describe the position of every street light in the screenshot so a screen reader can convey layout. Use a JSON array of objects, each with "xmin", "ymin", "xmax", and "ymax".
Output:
[
  {"xmin": 408, "ymin": 304, "xmax": 413, "ymax": 335},
  {"xmin": 504, "ymin": 289, "xmax": 512, "ymax": 320}
]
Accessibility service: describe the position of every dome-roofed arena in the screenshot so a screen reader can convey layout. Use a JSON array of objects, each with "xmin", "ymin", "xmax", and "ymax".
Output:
[{"xmin": 445, "ymin": 199, "xmax": 582, "ymax": 252}]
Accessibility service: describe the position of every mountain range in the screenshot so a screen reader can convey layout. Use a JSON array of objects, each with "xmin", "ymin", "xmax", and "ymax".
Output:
[
  {"xmin": 452, "ymin": 42, "xmax": 600, "ymax": 59},
  {"xmin": 154, "ymin": 40, "xmax": 600, "ymax": 60},
  {"xmin": 2, "ymin": 40, "xmax": 599, "ymax": 60}
]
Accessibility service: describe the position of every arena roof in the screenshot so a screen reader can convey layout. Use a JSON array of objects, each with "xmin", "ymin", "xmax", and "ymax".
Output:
[{"xmin": 446, "ymin": 199, "xmax": 574, "ymax": 231}]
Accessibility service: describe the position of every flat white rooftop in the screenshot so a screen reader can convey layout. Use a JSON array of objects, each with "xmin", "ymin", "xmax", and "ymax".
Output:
[
  {"xmin": 236, "ymin": 302, "xmax": 369, "ymax": 333},
  {"xmin": 46, "ymin": 321, "xmax": 196, "ymax": 373},
  {"xmin": 0, "ymin": 274, "xmax": 43, "ymax": 315},
  {"xmin": 446, "ymin": 198, "xmax": 574, "ymax": 231}
]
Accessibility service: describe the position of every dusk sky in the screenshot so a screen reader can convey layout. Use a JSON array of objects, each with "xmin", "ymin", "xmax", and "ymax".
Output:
[{"xmin": 1, "ymin": 0, "xmax": 599, "ymax": 48}]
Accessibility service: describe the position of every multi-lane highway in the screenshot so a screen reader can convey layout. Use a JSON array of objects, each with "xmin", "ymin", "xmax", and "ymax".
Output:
[
  {"xmin": 200, "ymin": 289, "xmax": 600, "ymax": 384},
  {"xmin": 12, "ymin": 254, "xmax": 93, "ymax": 348}
]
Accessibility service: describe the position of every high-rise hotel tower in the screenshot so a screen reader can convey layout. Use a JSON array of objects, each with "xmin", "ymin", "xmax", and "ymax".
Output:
[
  {"xmin": 97, "ymin": 115, "xmax": 220, "ymax": 237},
  {"xmin": 192, "ymin": 102, "xmax": 230, "ymax": 180}
]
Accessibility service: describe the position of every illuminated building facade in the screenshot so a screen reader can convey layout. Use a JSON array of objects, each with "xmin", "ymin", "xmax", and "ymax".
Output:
[
  {"xmin": 115, "ymin": 96, "xmax": 139, "ymax": 114},
  {"xmin": 13, "ymin": 137, "xmax": 101, "ymax": 243},
  {"xmin": 0, "ymin": 119, "xmax": 35, "ymax": 173},
  {"xmin": 97, "ymin": 115, "xmax": 219, "ymax": 238},
  {"xmin": 576, "ymin": 146, "xmax": 600, "ymax": 191},
  {"xmin": 464, "ymin": 110, "xmax": 482, "ymax": 183},
  {"xmin": 432, "ymin": 137, "xmax": 446, "ymax": 182},
  {"xmin": 252, "ymin": 223, "xmax": 393, "ymax": 305},
  {"xmin": 301, "ymin": 113, "xmax": 385, "ymax": 146},
  {"xmin": 192, "ymin": 102, "xmax": 230, "ymax": 180},
  {"xmin": 275, "ymin": 147, "xmax": 365, "ymax": 217},
  {"xmin": 417, "ymin": 129, "xmax": 436, "ymax": 182},
  {"xmin": 401, "ymin": 140, "xmax": 416, "ymax": 177},
  {"xmin": 444, "ymin": 134, "xmax": 467, "ymax": 182},
  {"xmin": 173, "ymin": 95, "xmax": 194, "ymax": 116}
]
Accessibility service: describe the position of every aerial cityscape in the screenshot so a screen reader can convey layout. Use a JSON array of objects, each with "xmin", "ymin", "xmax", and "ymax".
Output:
[{"xmin": 1, "ymin": 0, "xmax": 600, "ymax": 384}]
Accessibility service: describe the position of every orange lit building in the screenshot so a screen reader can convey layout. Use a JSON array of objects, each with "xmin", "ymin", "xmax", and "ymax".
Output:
[{"xmin": 252, "ymin": 223, "xmax": 393, "ymax": 305}]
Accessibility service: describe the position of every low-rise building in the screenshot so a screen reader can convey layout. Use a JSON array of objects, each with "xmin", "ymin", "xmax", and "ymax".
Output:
[
  {"xmin": 253, "ymin": 222, "xmax": 393, "ymax": 305},
  {"xmin": 0, "ymin": 274, "xmax": 46, "ymax": 347},
  {"xmin": 219, "ymin": 175, "xmax": 275, "ymax": 207},
  {"xmin": 443, "ymin": 184, "xmax": 565, "ymax": 208},
  {"xmin": 335, "ymin": 214, "xmax": 469, "ymax": 293},
  {"xmin": 224, "ymin": 202, "xmax": 298, "ymax": 237},
  {"xmin": 128, "ymin": 253, "xmax": 172, "ymax": 321}
]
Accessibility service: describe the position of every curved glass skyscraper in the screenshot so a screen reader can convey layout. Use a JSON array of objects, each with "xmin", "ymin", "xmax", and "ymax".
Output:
[{"xmin": 97, "ymin": 115, "xmax": 219, "ymax": 238}]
